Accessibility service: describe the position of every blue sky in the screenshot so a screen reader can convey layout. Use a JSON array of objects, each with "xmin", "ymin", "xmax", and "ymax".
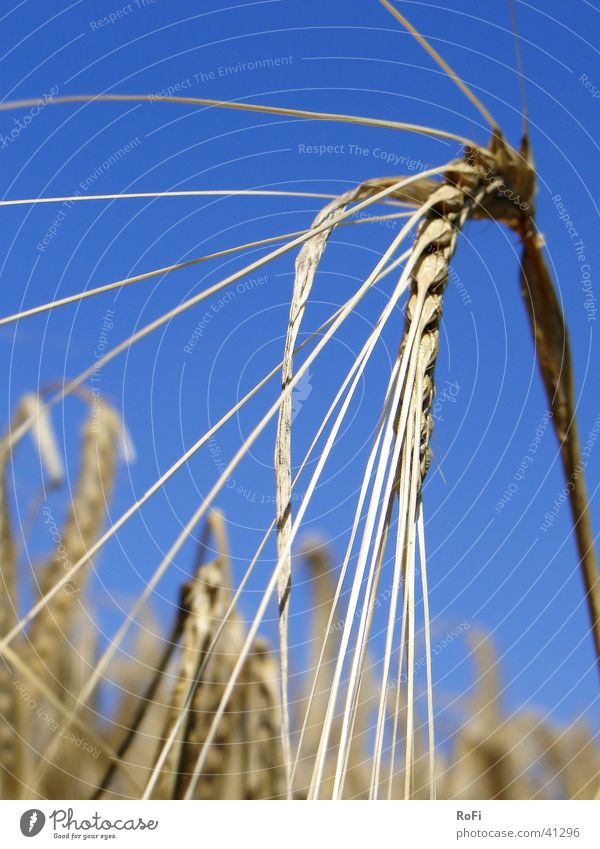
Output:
[{"xmin": 1, "ymin": 0, "xmax": 599, "ymax": 738}]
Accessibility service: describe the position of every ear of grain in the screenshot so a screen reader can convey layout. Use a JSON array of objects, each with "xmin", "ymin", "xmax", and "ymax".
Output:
[
  {"xmin": 28, "ymin": 400, "xmax": 121, "ymax": 696},
  {"xmin": 148, "ymin": 512, "xmax": 245, "ymax": 800},
  {"xmin": 275, "ymin": 187, "xmax": 360, "ymax": 795},
  {"xmin": 301, "ymin": 193, "xmax": 447, "ymax": 797},
  {"xmin": 448, "ymin": 636, "xmax": 549, "ymax": 799},
  {"xmin": 171, "ymin": 579, "xmax": 245, "ymax": 800},
  {"xmin": 430, "ymin": 633, "xmax": 600, "ymax": 801},
  {"xmin": 19, "ymin": 393, "xmax": 64, "ymax": 485},
  {"xmin": 547, "ymin": 723, "xmax": 600, "ymax": 800},
  {"xmin": 25, "ymin": 399, "xmax": 126, "ymax": 797},
  {"xmin": 93, "ymin": 604, "xmax": 184, "ymax": 800},
  {"xmin": 240, "ymin": 637, "xmax": 284, "ymax": 799},
  {"xmin": 0, "ymin": 639, "xmax": 137, "ymax": 795},
  {"xmin": 152, "ymin": 559, "xmax": 230, "ymax": 798},
  {"xmin": 0, "ymin": 390, "xmax": 64, "ymax": 798},
  {"xmin": 389, "ymin": 168, "xmax": 494, "ymax": 798},
  {"xmin": 295, "ymin": 539, "xmax": 339, "ymax": 780},
  {"xmin": 0, "ymin": 446, "xmax": 20, "ymax": 798},
  {"xmin": 311, "ymin": 158, "xmax": 493, "ymax": 799},
  {"xmin": 446, "ymin": 634, "xmax": 507, "ymax": 799}
]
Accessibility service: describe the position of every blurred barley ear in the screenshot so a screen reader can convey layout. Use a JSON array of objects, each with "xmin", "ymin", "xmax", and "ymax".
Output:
[
  {"xmin": 28, "ymin": 399, "xmax": 122, "ymax": 698},
  {"xmin": 0, "ymin": 436, "xmax": 19, "ymax": 798},
  {"xmin": 0, "ymin": 391, "xmax": 66, "ymax": 797}
]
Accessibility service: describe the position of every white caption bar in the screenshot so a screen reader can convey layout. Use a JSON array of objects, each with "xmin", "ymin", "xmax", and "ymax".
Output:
[{"xmin": 0, "ymin": 800, "xmax": 598, "ymax": 847}]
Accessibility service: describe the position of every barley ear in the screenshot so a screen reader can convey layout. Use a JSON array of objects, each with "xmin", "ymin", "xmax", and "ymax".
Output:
[
  {"xmin": 93, "ymin": 605, "xmax": 185, "ymax": 799},
  {"xmin": 297, "ymin": 537, "xmax": 338, "ymax": 763},
  {"xmin": 449, "ymin": 634, "xmax": 533, "ymax": 799},
  {"xmin": 151, "ymin": 511, "xmax": 244, "ymax": 799},
  {"xmin": 274, "ymin": 188, "xmax": 359, "ymax": 794},
  {"xmin": 19, "ymin": 393, "xmax": 64, "ymax": 486},
  {"xmin": 152, "ymin": 559, "xmax": 227, "ymax": 798},
  {"xmin": 0, "ymin": 449, "xmax": 19, "ymax": 798},
  {"xmin": 0, "ymin": 389, "xmax": 64, "ymax": 798},
  {"xmin": 171, "ymin": 573, "xmax": 245, "ymax": 799},
  {"xmin": 28, "ymin": 399, "xmax": 122, "ymax": 693},
  {"xmin": 240, "ymin": 637, "xmax": 284, "ymax": 799}
]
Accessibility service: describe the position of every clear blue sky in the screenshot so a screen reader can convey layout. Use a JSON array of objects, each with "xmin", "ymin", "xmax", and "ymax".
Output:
[{"xmin": 1, "ymin": 0, "xmax": 598, "ymax": 737}]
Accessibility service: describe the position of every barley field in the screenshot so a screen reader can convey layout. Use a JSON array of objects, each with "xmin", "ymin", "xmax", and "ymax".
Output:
[{"xmin": 0, "ymin": 0, "xmax": 598, "ymax": 802}]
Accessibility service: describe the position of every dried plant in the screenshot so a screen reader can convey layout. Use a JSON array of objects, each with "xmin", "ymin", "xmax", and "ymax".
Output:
[{"xmin": 0, "ymin": 0, "xmax": 597, "ymax": 802}]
